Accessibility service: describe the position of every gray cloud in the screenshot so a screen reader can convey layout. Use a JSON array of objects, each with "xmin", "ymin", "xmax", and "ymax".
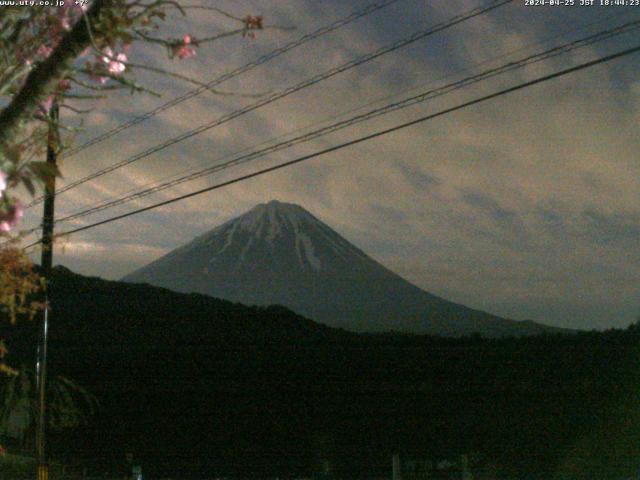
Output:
[{"xmin": 18, "ymin": 0, "xmax": 640, "ymax": 330}]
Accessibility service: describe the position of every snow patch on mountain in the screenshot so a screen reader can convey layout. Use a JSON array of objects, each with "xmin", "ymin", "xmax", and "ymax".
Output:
[
  {"xmin": 266, "ymin": 205, "xmax": 282, "ymax": 242},
  {"xmin": 218, "ymin": 223, "xmax": 238, "ymax": 255},
  {"xmin": 239, "ymin": 233, "xmax": 256, "ymax": 264},
  {"xmin": 122, "ymin": 199, "xmax": 563, "ymax": 337}
]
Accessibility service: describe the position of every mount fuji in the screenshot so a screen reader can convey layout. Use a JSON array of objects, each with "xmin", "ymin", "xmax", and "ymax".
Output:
[{"xmin": 122, "ymin": 200, "xmax": 561, "ymax": 337}]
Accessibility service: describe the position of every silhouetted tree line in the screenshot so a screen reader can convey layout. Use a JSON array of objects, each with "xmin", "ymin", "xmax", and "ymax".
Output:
[{"xmin": 2, "ymin": 266, "xmax": 639, "ymax": 480}]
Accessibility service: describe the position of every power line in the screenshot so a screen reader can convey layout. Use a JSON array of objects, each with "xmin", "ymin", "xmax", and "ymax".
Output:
[
  {"xmin": 24, "ymin": 43, "xmax": 640, "ymax": 250},
  {"xmin": 24, "ymin": 0, "xmax": 402, "ymax": 210},
  {"xmin": 52, "ymin": 8, "xmax": 630, "ymax": 224},
  {"xmin": 62, "ymin": 0, "xmax": 404, "ymax": 158},
  {"xmin": 12, "ymin": 15, "xmax": 638, "ymax": 240},
  {"xmin": 52, "ymin": 19, "xmax": 640, "ymax": 226},
  {"xmin": 26, "ymin": 0, "xmax": 514, "ymax": 208}
]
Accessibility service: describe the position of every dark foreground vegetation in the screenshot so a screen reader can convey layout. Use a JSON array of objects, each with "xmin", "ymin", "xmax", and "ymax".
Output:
[{"xmin": 2, "ymin": 266, "xmax": 639, "ymax": 479}]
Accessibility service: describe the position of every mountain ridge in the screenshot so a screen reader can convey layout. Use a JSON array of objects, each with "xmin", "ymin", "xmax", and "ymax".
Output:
[
  {"xmin": 123, "ymin": 200, "xmax": 565, "ymax": 337},
  {"xmin": 6, "ymin": 265, "xmax": 631, "ymax": 479}
]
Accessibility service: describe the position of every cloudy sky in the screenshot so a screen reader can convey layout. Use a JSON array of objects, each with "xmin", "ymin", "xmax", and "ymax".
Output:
[{"xmin": 21, "ymin": 0, "xmax": 640, "ymax": 330}]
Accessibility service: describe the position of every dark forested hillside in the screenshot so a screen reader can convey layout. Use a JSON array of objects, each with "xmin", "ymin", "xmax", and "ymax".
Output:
[{"xmin": 3, "ymin": 266, "xmax": 639, "ymax": 479}]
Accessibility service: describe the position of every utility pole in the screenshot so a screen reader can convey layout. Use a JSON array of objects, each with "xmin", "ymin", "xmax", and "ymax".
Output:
[{"xmin": 36, "ymin": 100, "xmax": 58, "ymax": 480}]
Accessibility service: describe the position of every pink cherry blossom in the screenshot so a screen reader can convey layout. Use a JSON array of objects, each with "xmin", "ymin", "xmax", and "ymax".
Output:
[
  {"xmin": 100, "ymin": 46, "xmax": 114, "ymax": 63},
  {"xmin": 109, "ymin": 52, "xmax": 127, "ymax": 74},
  {"xmin": 90, "ymin": 74, "xmax": 108, "ymax": 84},
  {"xmin": 171, "ymin": 35, "xmax": 197, "ymax": 59},
  {"xmin": 176, "ymin": 44, "xmax": 196, "ymax": 59},
  {"xmin": 0, "ymin": 171, "xmax": 7, "ymax": 199},
  {"xmin": 57, "ymin": 6, "xmax": 74, "ymax": 31},
  {"xmin": 100, "ymin": 47, "xmax": 127, "ymax": 75},
  {"xmin": 37, "ymin": 45, "xmax": 53, "ymax": 59},
  {"xmin": 60, "ymin": 17, "xmax": 72, "ymax": 31},
  {"xmin": 55, "ymin": 3, "xmax": 86, "ymax": 32},
  {"xmin": 0, "ymin": 201, "xmax": 24, "ymax": 232},
  {"xmin": 38, "ymin": 95, "xmax": 54, "ymax": 115},
  {"xmin": 90, "ymin": 47, "xmax": 127, "ymax": 83}
]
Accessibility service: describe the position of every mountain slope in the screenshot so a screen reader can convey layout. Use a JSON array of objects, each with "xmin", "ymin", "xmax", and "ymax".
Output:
[{"xmin": 123, "ymin": 200, "xmax": 560, "ymax": 337}]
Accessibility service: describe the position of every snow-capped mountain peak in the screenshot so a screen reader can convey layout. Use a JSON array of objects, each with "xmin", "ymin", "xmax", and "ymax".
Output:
[
  {"xmin": 123, "ymin": 201, "xmax": 560, "ymax": 337},
  {"xmin": 181, "ymin": 200, "xmax": 365, "ymax": 273}
]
